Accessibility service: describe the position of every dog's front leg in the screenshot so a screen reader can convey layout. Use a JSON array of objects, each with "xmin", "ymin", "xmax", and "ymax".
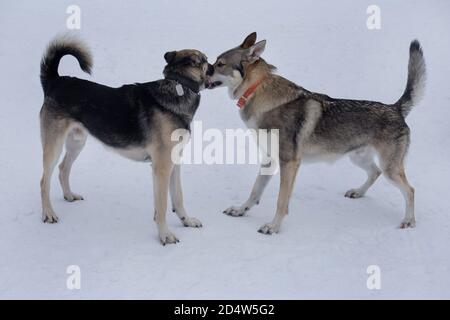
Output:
[
  {"xmin": 170, "ymin": 164, "xmax": 202, "ymax": 228},
  {"xmin": 258, "ymin": 160, "xmax": 300, "ymax": 235},
  {"xmin": 223, "ymin": 163, "xmax": 273, "ymax": 217},
  {"xmin": 152, "ymin": 153, "xmax": 178, "ymax": 245}
]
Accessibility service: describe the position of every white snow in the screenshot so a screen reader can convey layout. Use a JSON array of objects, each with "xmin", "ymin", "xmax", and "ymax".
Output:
[{"xmin": 1, "ymin": 0, "xmax": 450, "ymax": 299}]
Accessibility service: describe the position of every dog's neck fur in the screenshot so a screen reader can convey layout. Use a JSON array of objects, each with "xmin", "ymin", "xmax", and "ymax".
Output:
[
  {"xmin": 234, "ymin": 59, "xmax": 307, "ymax": 122},
  {"xmin": 232, "ymin": 59, "xmax": 273, "ymax": 99},
  {"xmin": 165, "ymin": 72, "xmax": 201, "ymax": 94},
  {"xmin": 144, "ymin": 79, "xmax": 201, "ymax": 124}
]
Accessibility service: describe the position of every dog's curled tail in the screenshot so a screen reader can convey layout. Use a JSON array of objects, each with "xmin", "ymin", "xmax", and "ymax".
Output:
[
  {"xmin": 395, "ymin": 40, "xmax": 426, "ymax": 117},
  {"xmin": 40, "ymin": 35, "xmax": 92, "ymax": 92}
]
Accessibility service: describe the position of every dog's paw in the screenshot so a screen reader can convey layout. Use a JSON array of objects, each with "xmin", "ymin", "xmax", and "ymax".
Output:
[
  {"xmin": 399, "ymin": 218, "xmax": 416, "ymax": 229},
  {"xmin": 42, "ymin": 211, "xmax": 59, "ymax": 223},
  {"xmin": 64, "ymin": 192, "xmax": 84, "ymax": 202},
  {"xmin": 182, "ymin": 217, "xmax": 203, "ymax": 228},
  {"xmin": 345, "ymin": 189, "xmax": 365, "ymax": 199},
  {"xmin": 258, "ymin": 223, "xmax": 280, "ymax": 235},
  {"xmin": 223, "ymin": 206, "xmax": 249, "ymax": 217},
  {"xmin": 159, "ymin": 229, "xmax": 180, "ymax": 246}
]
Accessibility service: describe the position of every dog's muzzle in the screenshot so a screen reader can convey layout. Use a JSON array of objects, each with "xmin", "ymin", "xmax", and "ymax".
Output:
[
  {"xmin": 205, "ymin": 64, "xmax": 222, "ymax": 89},
  {"xmin": 205, "ymin": 79, "xmax": 222, "ymax": 89},
  {"xmin": 206, "ymin": 63, "xmax": 214, "ymax": 77}
]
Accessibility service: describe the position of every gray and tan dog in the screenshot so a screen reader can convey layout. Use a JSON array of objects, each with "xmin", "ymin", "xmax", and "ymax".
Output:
[
  {"xmin": 39, "ymin": 35, "xmax": 213, "ymax": 245},
  {"xmin": 206, "ymin": 33, "xmax": 426, "ymax": 234}
]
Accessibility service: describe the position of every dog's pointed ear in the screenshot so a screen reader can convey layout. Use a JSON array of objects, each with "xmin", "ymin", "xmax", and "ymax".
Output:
[
  {"xmin": 240, "ymin": 32, "xmax": 257, "ymax": 49},
  {"xmin": 245, "ymin": 40, "xmax": 266, "ymax": 63},
  {"xmin": 164, "ymin": 51, "xmax": 177, "ymax": 64}
]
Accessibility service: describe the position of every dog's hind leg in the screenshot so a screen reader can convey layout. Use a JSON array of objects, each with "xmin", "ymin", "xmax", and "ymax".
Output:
[
  {"xmin": 170, "ymin": 164, "xmax": 202, "ymax": 228},
  {"xmin": 392, "ymin": 168, "xmax": 415, "ymax": 228},
  {"xmin": 345, "ymin": 147, "xmax": 381, "ymax": 198},
  {"xmin": 377, "ymin": 135, "xmax": 415, "ymax": 228},
  {"xmin": 40, "ymin": 106, "xmax": 70, "ymax": 223},
  {"xmin": 223, "ymin": 163, "xmax": 273, "ymax": 217},
  {"xmin": 258, "ymin": 160, "xmax": 300, "ymax": 235},
  {"xmin": 384, "ymin": 165, "xmax": 415, "ymax": 228},
  {"xmin": 59, "ymin": 127, "xmax": 87, "ymax": 202}
]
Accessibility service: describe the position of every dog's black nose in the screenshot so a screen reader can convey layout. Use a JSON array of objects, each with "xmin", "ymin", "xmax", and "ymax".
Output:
[{"xmin": 206, "ymin": 64, "xmax": 214, "ymax": 76}]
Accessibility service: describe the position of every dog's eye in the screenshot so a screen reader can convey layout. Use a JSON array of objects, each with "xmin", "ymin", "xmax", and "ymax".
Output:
[
  {"xmin": 191, "ymin": 59, "xmax": 202, "ymax": 67},
  {"xmin": 217, "ymin": 62, "xmax": 226, "ymax": 67}
]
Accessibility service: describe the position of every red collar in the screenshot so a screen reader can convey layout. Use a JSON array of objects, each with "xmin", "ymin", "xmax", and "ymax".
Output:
[{"xmin": 236, "ymin": 77, "xmax": 266, "ymax": 108}]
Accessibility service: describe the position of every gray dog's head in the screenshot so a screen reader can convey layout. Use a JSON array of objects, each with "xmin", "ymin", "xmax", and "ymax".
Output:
[
  {"xmin": 206, "ymin": 32, "xmax": 267, "ymax": 92},
  {"xmin": 163, "ymin": 49, "xmax": 214, "ymax": 91}
]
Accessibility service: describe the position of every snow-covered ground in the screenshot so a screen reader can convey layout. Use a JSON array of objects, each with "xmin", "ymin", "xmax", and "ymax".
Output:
[{"xmin": 1, "ymin": 0, "xmax": 449, "ymax": 299}]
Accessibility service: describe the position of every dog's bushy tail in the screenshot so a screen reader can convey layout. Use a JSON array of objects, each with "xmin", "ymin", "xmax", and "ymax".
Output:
[
  {"xmin": 40, "ymin": 35, "xmax": 92, "ymax": 92},
  {"xmin": 395, "ymin": 40, "xmax": 426, "ymax": 117}
]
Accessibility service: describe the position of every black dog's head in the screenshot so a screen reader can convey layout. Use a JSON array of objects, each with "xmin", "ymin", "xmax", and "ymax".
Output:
[{"xmin": 163, "ymin": 49, "xmax": 214, "ymax": 91}]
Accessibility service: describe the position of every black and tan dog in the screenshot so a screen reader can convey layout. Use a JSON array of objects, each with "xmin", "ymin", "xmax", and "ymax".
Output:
[
  {"xmin": 39, "ymin": 35, "xmax": 213, "ymax": 245},
  {"xmin": 206, "ymin": 33, "xmax": 426, "ymax": 234}
]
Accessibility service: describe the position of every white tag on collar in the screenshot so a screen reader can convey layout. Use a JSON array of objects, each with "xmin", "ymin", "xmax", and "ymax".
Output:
[{"xmin": 175, "ymin": 84, "xmax": 184, "ymax": 96}]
